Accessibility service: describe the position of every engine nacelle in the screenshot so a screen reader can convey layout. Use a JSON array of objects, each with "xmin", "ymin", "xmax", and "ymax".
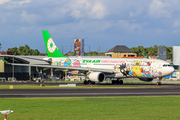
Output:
[
  {"xmin": 139, "ymin": 78, "xmax": 153, "ymax": 82},
  {"xmin": 88, "ymin": 72, "xmax": 105, "ymax": 82}
]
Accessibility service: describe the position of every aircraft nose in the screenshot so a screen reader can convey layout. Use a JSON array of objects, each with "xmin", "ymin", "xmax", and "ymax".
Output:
[{"xmin": 170, "ymin": 67, "xmax": 175, "ymax": 74}]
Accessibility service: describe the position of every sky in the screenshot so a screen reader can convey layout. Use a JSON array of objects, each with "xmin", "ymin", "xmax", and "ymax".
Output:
[{"xmin": 0, "ymin": 0, "xmax": 180, "ymax": 53}]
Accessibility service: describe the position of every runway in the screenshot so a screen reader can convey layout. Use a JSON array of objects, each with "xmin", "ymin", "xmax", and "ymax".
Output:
[
  {"xmin": 1, "ymin": 88, "xmax": 180, "ymax": 97},
  {"xmin": 1, "ymin": 82, "xmax": 180, "ymax": 89}
]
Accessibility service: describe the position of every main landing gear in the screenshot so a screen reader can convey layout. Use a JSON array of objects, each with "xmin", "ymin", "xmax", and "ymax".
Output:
[
  {"xmin": 112, "ymin": 79, "xmax": 123, "ymax": 85},
  {"xmin": 156, "ymin": 78, "xmax": 162, "ymax": 85},
  {"xmin": 84, "ymin": 80, "xmax": 95, "ymax": 85}
]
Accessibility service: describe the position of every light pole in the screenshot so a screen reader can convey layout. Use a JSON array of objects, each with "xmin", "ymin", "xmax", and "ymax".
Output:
[
  {"xmin": 12, "ymin": 55, "xmax": 14, "ymax": 81},
  {"xmin": 0, "ymin": 43, "xmax": 1, "ymax": 55}
]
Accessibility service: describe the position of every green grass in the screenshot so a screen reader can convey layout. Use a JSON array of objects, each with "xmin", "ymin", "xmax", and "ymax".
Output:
[{"xmin": 0, "ymin": 96, "xmax": 180, "ymax": 120}]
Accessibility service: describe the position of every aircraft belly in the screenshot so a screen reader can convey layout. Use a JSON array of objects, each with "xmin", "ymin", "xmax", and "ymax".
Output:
[{"xmin": 106, "ymin": 73, "xmax": 125, "ymax": 78}]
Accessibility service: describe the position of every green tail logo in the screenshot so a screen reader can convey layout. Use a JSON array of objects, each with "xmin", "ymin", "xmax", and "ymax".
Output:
[
  {"xmin": 1, "ymin": 58, "xmax": 8, "ymax": 63},
  {"xmin": 42, "ymin": 31, "xmax": 65, "ymax": 58}
]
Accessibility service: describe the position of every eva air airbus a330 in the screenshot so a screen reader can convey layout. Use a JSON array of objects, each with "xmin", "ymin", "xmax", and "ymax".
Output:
[
  {"xmin": 41, "ymin": 31, "xmax": 174, "ymax": 85},
  {"xmin": 1, "ymin": 31, "xmax": 174, "ymax": 85}
]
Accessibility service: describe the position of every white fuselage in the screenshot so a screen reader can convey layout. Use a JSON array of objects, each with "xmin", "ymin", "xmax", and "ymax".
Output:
[{"xmin": 45, "ymin": 57, "xmax": 174, "ymax": 79}]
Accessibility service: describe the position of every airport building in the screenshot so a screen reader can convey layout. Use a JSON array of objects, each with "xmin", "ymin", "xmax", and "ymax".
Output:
[
  {"xmin": 105, "ymin": 45, "xmax": 137, "ymax": 58},
  {"xmin": 0, "ymin": 55, "xmax": 62, "ymax": 81}
]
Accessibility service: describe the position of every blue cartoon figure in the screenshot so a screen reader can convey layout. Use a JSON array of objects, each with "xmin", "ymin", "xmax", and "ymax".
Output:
[{"xmin": 64, "ymin": 58, "xmax": 71, "ymax": 67}]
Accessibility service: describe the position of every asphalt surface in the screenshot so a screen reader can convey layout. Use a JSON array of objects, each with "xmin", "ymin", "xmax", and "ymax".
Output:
[
  {"xmin": 1, "ymin": 81, "xmax": 180, "ymax": 97},
  {"xmin": 1, "ymin": 81, "xmax": 180, "ymax": 88},
  {"xmin": 0, "ymin": 88, "xmax": 180, "ymax": 97}
]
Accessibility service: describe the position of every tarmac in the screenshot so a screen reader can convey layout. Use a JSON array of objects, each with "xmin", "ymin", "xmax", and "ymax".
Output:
[
  {"xmin": 1, "ymin": 88, "xmax": 180, "ymax": 97},
  {"xmin": 0, "ymin": 81, "xmax": 180, "ymax": 97}
]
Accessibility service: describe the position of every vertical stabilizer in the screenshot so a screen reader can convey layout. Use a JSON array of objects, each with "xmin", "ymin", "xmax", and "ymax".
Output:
[{"xmin": 42, "ymin": 31, "xmax": 65, "ymax": 58}]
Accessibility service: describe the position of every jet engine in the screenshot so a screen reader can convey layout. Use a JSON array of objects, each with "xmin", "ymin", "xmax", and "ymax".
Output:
[
  {"xmin": 139, "ymin": 78, "xmax": 153, "ymax": 82},
  {"xmin": 88, "ymin": 72, "xmax": 105, "ymax": 82}
]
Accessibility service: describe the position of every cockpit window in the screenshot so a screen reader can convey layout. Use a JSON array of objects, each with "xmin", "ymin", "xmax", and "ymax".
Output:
[{"xmin": 163, "ymin": 64, "xmax": 171, "ymax": 67}]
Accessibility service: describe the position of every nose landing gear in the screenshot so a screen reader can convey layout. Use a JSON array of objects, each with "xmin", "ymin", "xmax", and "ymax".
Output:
[{"xmin": 156, "ymin": 78, "xmax": 162, "ymax": 85}]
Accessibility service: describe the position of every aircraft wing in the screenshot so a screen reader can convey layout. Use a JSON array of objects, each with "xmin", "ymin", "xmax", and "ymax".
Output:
[{"xmin": 10, "ymin": 63, "xmax": 117, "ymax": 74}]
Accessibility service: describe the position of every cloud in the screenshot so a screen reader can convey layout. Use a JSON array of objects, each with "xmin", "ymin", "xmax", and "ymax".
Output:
[
  {"xmin": 5, "ymin": 0, "xmax": 31, "ymax": 9},
  {"xmin": 71, "ymin": 11, "xmax": 82, "ymax": 19},
  {"xmin": 129, "ymin": 8, "xmax": 143, "ymax": 18},
  {"xmin": 118, "ymin": 20, "xmax": 142, "ymax": 31},
  {"xmin": 148, "ymin": 0, "xmax": 172, "ymax": 18},
  {"xmin": 19, "ymin": 0, "xmax": 30, "ymax": 5},
  {"xmin": 16, "ymin": 26, "xmax": 34, "ymax": 33},
  {"xmin": 69, "ymin": 0, "xmax": 108, "ymax": 19},
  {"xmin": 1, "ymin": 0, "xmax": 180, "ymax": 52},
  {"xmin": 0, "ymin": 0, "xmax": 10, "ymax": 5},
  {"xmin": 173, "ymin": 20, "xmax": 180, "ymax": 27},
  {"xmin": 21, "ymin": 11, "xmax": 40, "ymax": 24},
  {"xmin": 89, "ymin": 1, "xmax": 108, "ymax": 19}
]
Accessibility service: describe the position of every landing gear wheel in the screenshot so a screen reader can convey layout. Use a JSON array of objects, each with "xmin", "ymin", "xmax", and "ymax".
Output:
[
  {"xmin": 156, "ymin": 82, "xmax": 162, "ymax": 85},
  {"xmin": 116, "ymin": 80, "xmax": 120, "ymax": 84},
  {"xmin": 119, "ymin": 80, "xmax": 123, "ymax": 84},
  {"xmin": 91, "ymin": 82, "xmax": 95, "ymax": 85},
  {"xmin": 84, "ymin": 80, "xmax": 88, "ymax": 85},
  {"xmin": 88, "ymin": 80, "xmax": 91, "ymax": 84},
  {"xmin": 112, "ymin": 80, "xmax": 116, "ymax": 84}
]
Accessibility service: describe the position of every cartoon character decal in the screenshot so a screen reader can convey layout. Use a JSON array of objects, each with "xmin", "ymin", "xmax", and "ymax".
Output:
[
  {"xmin": 117, "ymin": 60, "xmax": 163, "ymax": 78},
  {"xmin": 119, "ymin": 63, "xmax": 129, "ymax": 76},
  {"xmin": 54, "ymin": 61, "xmax": 57, "ymax": 66},
  {"xmin": 54, "ymin": 61, "xmax": 61, "ymax": 66},
  {"xmin": 54, "ymin": 58, "xmax": 163, "ymax": 78},
  {"xmin": 131, "ymin": 61, "xmax": 142, "ymax": 77},
  {"xmin": 64, "ymin": 58, "xmax": 71, "ymax": 67},
  {"xmin": 114, "ymin": 65, "xmax": 117, "ymax": 70},
  {"xmin": 73, "ymin": 59, "xmax": 80, "ymax": 67}
]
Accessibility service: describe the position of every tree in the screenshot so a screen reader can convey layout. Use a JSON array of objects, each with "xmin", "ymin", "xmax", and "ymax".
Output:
[
  {"xmin": 131, "ymin": 45, "xmax": 173, "ymax": 60},
  {"xmin": 65, "ymin": 51, "xmax": 74, "ymax": 56},
  {"xmin": 166, "ymin": 47, "xmax": 172, "ymax": 60},
  {"xmin": 32, "ymin": 49, "xmax": 40, "ymax": 55},
  {"xmin": 7, "ymin": 45, "xmax": 42, "ymax": 56},
  {"xmin": 7, "ymin": 47, "xmax": 19, "ymax": 55}
]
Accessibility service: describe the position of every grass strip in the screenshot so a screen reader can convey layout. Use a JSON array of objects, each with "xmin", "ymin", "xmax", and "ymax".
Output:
[
  {"xmin": 0, "ymin": 85, "xmax": 156, "ymax": 89},
  {"xmin": 0, "ymin": 96, "xmax": 180, "ymax": 120}
]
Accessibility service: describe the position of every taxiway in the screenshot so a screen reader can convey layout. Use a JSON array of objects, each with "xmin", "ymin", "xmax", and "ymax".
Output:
[{"xmin": 0, "ymin": 87, "xmax": 180, "ymax": 97}]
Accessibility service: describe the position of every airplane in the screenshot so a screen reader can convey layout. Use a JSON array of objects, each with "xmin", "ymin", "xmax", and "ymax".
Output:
[
  {"xmin": 41, "ymin": 31, "xmax": 175, "ymax": 85},
  {"xmin": 1, "ymin": 31, "xmax": 175, "ymax": 85},
  {"xmin": 0, "ymin": 109, "xmax": 13, "ymax": 115}
]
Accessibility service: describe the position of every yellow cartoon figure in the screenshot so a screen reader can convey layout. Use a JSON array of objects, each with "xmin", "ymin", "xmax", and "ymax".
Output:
[
  {"xmin": 117, "ymin": 66, "xmax": 120, "ymax": 70},
  {"xmin": 131, "ymin": 61, "xmax": 142, "ymax": 77},
  {"xmin": 54, "ymin": 61, "xmax": 57, "ymax": 66},
  {"xmin": 65, "ymin": 58, "xmax": 70, "ymax": 62}
]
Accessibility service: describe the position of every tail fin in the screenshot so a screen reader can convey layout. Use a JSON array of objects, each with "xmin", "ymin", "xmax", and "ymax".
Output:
[{"xmin": 42, "ymin": 31, "xmax": 65, "ymax": 58}]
